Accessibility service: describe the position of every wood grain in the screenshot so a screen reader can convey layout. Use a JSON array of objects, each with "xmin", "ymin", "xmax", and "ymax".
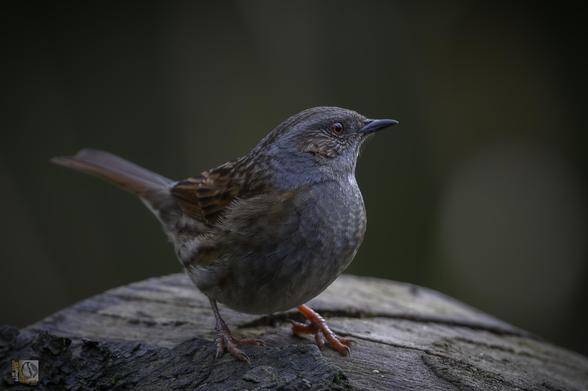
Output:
[{"xmin": 1, "ymin": 274, "xmax": 587, "ymax": 390}]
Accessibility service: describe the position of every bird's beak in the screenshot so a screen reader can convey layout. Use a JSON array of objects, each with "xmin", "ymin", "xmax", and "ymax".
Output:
[{"xmin": 358, "ymin": 118, "xmax": 399, "ymax": 135}]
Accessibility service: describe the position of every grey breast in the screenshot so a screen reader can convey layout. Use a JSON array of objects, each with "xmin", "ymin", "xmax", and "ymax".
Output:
[{"xmin": 190, "ymin": 178, "xmax": 366, "ymax": 314}]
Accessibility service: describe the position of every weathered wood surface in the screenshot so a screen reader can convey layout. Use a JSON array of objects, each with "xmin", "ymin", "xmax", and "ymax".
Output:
[{"xmin": 2, "ymin": 273, "xmax": 587, "ymax": 390}]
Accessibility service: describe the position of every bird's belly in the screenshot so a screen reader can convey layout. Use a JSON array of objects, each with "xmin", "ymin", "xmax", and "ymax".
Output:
[
  {"xmin": 191, "ymin": 184, "xmax": 367, "ymax": 314},
  {"xmin": 206, "ymin": 239, "xmax": 360, "ymax": 314}
]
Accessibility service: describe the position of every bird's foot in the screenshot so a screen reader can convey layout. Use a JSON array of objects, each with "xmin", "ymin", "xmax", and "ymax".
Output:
[
  {"xmin": 214, "ymin": 325, "xmax": 265, "ymax": 363},
  {"xmin": 292, "ymin": 304, "xmax": 353, "ymax": 356},
  {"xmin": 209, "ymin": 298, "xmax": 264, "ymax": 363}
]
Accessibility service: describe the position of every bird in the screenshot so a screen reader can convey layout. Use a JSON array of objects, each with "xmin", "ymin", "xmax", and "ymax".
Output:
[{"xmin": 51, "ymin": 106, "xmax": 398, "ymax": 362}]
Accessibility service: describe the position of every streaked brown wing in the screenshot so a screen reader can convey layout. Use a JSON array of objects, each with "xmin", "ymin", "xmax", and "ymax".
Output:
[{"xmin": 171, "ymin": 161, "xmax": 243, "ymax": 224}]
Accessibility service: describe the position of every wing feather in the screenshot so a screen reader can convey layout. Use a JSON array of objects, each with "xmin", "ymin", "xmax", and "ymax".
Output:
[{"xmin": 171, "ymin": 161, "xmax": 250, "ymax": 224}]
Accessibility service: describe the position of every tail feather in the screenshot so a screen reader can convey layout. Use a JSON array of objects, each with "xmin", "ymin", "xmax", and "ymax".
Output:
[{"xmin": 51, "ymin": 149, "xmax": 174, "ymax": 197}]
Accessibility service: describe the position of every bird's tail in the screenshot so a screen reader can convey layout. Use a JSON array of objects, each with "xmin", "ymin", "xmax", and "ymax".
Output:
[{"xmin": 51, "ymin": 149, "xmax": 174, "ymax": 206}]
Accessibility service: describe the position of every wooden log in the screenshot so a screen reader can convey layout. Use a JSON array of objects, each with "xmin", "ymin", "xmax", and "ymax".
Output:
[{"xmin": 1, "ymin": 273, "xmax": 587, "ymax": 390}]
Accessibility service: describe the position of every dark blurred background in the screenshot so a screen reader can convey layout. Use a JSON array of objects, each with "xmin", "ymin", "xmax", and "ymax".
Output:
[{"xmin": 3, "ymin": 2, "xmax": 587, "ymax": 356}]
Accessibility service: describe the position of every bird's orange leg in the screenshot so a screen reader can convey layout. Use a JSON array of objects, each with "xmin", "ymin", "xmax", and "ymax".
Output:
[{"xmin": 292, "ymin": 304, "xmax": 352, "ymax": 356}]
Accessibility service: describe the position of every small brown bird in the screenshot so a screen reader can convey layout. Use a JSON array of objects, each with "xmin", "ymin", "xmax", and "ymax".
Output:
[{"xmin": 52, "ymin": 106, "xmax": 397, "ymax": 362}]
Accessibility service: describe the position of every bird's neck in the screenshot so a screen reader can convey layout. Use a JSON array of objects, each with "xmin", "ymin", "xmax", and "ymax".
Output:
[{"xmin": 240, "ymin": 150, "xmax": 356, "ymax": 191}]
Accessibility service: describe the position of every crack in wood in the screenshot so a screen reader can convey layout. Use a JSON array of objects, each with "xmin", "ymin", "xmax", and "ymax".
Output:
[{"xmin": 238, "ymin": 308, "xmax": 533, "ymax": 339}]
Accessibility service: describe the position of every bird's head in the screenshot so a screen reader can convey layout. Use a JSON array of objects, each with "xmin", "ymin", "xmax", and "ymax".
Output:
[{"xmin": 253, "ymin": 106, "xmax": 398, "ymax": 185}]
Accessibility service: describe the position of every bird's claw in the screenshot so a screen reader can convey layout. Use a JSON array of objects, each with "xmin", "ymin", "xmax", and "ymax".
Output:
[
  {"xmin": 215, "ymin": 331, "xmax": 264, "ymax": 363},
  {"xmin": 291, "ymin": 306, "xmax": 354, "ymax": 356}
]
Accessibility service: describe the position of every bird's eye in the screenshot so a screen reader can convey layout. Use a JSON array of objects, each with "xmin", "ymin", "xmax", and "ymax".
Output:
[{"xmin": 330, "ymin": 122, "xmax": 344, "ymax": 135}]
